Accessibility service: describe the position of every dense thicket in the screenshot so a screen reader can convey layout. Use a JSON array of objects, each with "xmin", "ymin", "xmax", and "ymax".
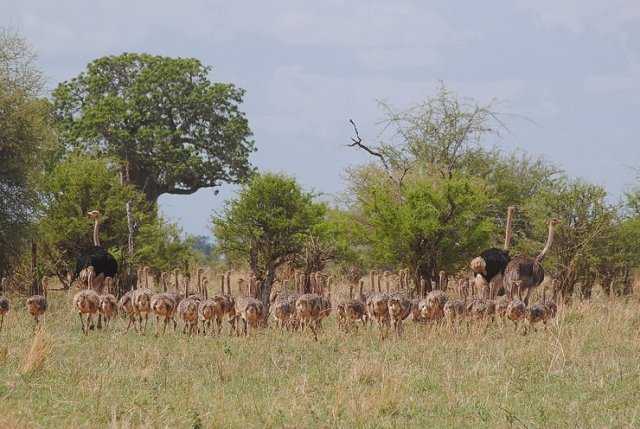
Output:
[{"xmin": 0, "ymin": 29, "xmax": 53, "ymax": 279}]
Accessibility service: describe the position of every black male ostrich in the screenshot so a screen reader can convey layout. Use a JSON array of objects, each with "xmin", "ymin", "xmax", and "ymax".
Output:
[
  {"xmin": 74, "ymin": 211, "xmax": 118, "ymax": 288},
  {"xmin": 470, "ymin": 206, "xmax": 515, "ymax": 294}
]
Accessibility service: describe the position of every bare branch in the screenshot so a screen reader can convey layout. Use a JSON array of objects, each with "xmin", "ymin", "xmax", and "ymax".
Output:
[{"xmin": 348, "ymin": 119, "xmax": 404, "ymax": 191}]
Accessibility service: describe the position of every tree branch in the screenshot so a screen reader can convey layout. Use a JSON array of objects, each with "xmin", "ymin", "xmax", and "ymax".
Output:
[{"xmin": 348, "ymin": 119, "xmax": 404, "ymax": 191}]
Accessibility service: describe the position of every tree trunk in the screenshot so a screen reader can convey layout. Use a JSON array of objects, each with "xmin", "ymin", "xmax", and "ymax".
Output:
[
  {"xmin": 559, "ymin": 276, "xmax": 574, "ymax": 305},
  {"xmin": 601, "ymin": 275, "xmax": 613, "ymax": 296},
  {"xmin": 125, "ymin": 163, "xmax": 163, "ymax": 203},
  {"xmin": 621, "ymin": 263, "xmax": 632, "ymax": 296},
  {"xmin": 580, "ymin": 278, "xmax": 594, "ymax": 300}
]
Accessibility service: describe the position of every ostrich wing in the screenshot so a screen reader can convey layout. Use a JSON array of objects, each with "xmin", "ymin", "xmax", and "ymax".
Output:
[{"xmin": 504, "ymin": 255, "xmax": 545, "ymax": 291}]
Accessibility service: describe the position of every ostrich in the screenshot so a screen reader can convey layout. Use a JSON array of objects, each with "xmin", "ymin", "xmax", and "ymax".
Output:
[
  {"xmin": 470, "ymin": 206, "xmax": 515, "ymax": 293},
  {"xmin": 503, "ymin": 218, "xmax": 563, "ymax": 305},
  {"xmin": 151, "ymin": 272, "xmax": 178, "ymax": 337},
  {"xmin": 26, "ymin": 277, "xmax": 49, "ymax": 331},
  {"xmin": 73, "ymin": 266, "xmax": 101, "ymax": 335},
  {"xmin": 98, "ymin": 277, "xmax": 118, "ymax": 329},
  {"xmin": 74, "ymin": 211, "xmax": 118, "ymax": 288}
]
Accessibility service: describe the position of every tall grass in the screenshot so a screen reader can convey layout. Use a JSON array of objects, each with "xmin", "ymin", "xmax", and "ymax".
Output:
[{"xmin": 0, "ymin": 283, "xmax": 638, "ymax": 428}]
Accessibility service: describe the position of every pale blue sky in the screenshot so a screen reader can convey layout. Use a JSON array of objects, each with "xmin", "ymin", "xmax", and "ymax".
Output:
[{"xmin": 4, "ymin": 1, "xmax": 640, "ymax": 236}]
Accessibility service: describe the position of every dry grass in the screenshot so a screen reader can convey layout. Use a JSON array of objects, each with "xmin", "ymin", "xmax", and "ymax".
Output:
[
  {"xmin": 18, "ymin": 329, "xmax": 54, "ymax": 375},
  {"xmin": 0, "ymin": 279, "xmax": 638, "ymax": 428}
]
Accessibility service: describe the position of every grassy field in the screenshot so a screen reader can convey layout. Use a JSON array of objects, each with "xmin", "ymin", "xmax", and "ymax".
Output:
[{"xmin": 0, "ymin": 281, "xmax": 639, "ymax": 428}]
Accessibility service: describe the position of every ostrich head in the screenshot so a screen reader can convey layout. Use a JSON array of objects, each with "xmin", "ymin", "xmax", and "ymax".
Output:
[
  {"xmin": 87, "ymin": 210, "xmax": 100, "ymax": 219},
  {"xmin": 536, "ymin": 218, "xmax": 563, "ymax": 263},
  {"xmin": 549, "ymin": 218, "xmax": 563, "ymax": 227}
]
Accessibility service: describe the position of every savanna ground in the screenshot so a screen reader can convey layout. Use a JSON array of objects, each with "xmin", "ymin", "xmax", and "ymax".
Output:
[{"xmin": 0, "ymin": 274, "xmax": 639, "ymax": 428}]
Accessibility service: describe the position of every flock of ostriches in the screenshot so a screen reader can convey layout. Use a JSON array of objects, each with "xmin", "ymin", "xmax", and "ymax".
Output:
[{"xmin": 0, "ymin": 207, "xmax": 562, "ymax": 339}]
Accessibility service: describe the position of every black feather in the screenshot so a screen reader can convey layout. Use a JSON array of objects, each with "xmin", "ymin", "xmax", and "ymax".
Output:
[
  {"xmin": 74, "ymin": 246, "xmax": 118, "ymax": 280},
  {"xmin": 477, "ymin": 247, "xmax": 511, "ymax": 282}
]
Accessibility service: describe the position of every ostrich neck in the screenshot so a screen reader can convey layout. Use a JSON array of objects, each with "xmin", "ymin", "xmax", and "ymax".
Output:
[
  {"xmin": 536, "ymin": 223, "xmax": 556, "ymax": 262},
  {"xmin": 503, "ymin": 207, "xmax": 514, "ymax": 251},
  {"xmin": 93, "ymin": 218, "xmax": 100, "ymax": 247}
]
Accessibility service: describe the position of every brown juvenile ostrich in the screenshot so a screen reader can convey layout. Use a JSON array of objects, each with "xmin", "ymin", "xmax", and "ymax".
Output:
[
  {"xmin": 366, "ymin": 292, "xmax": 390, "ymax": 339},
  {"xmin": 98, "ymin": 277, "xmax": 118, "ymax": 329},
  {"xmin": 503, "ymin": 218, "xmax": 563, "ymax": 305},
  {"xmin": 339, "ymin": 279, "xmax": 367, "ymax": 332},
  {"xmin": 421, "ymin": 290, "xmax": 448, "ymax": 322},
  {"xmin": 73, "ymin": 266, "xmax": 101, "ymax": 335},
  {"xmin": 443, "ymin": 279, "xmax": 468, "ymax": 325},
  {"xmin": 119, "ymin": 290, "xmax": 136, "ymax": 333},
  {"xmin": 150, "ymin": 273, "xmax": 178, "ymax": 336},
  {"xmin": 132, "ymin": 266, "xmax": 153, "ymax": 334},
  {"xmin": 387, "ymin": 292, "xmax": 412, "ymax": 338},
  {"xmin": 217, "ymin": 276, "xmax": 238, "ymax": 335},
  {"xmin": 26, "ymin": 276, "xmax": 49, "ymax": 331},
  {"xmin": 0, "ymin": 277, "xmax": 10, "ymax": 332},
  {"xmin": 505, "ymin": 281, "xmax": 526, "ymax": 332},
  {"xmin": 177, "ymin": 273, "xmax": 200, "ymax": 335},
  {"xmin": 273, "ymin": 297, "xmax": 293, "ymax": 330},
  {"xmin": 199, "ymin": 277, "xmax": 221, "ymax": 336},
  {"xmin": 165, "ymin": 268, "xmax": 184, "ymax": 307},
  {"xmin": 238, "ymin": 296, "xmax": 264, "ymax": 336},
  {"xmin": 295, "ymin": 293, "xmax": 323, "ymax": 340}
]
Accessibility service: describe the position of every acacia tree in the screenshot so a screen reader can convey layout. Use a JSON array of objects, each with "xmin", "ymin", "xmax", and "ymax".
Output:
[
  {"xmin": 590, "ymin": 185, "xmax": 640, "ymax": 297},
  {"xmin": 211, "ymin": 172, "xmax": 326, "ymax": 306},
  {"xmin": 51, "ymin": 53, "xmax": 255, "ymax": 203},
  {"xmin": 522, "ymin": 178, "xmax": 616, "ymax": 302},
  {"xmin": 0, "ymin": 28, "xmax": 53, "ymax": 278},
  {"xmin": 348, "ymin": 169, "xmax": 496, "ymax": 290},
  {"xmin": 345, "ymin": 85, "xmax": 530, "ymax": 289},
  {"xmin": 344, "ymin": 84, "xmax": 567, "ymax": 291},
  {"xmin": 36, "ymin": 154, "xmax": 193, "ymax": 288}
]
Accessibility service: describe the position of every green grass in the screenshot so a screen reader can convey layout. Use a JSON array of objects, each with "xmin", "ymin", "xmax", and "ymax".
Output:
[{"xmin": 0, "ymin": 288, "xmax": 639, "ymax": 428}]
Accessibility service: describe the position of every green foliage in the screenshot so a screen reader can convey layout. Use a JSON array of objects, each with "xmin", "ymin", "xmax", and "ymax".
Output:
[
  {"xmin": 212, "ymin": 172, "xmax": 325, "ymax": 300},
  {"xmin": 36, "ymin": 155, "xmax": 143, "ymax": 279},
  {"xmin": 316, "ymin": 207, "xmax": 370, "ymax": 269},
  {"xmin": 359, "ymin": 173, "xmax": 496, "ymax": 283},
  {"xmin": 376, "ymin": 83, "xmax": 505, "ymax": 176},
  {"xmin": 0, "ymin": 28, "xmax": 54, "ymax": 277},
  {"xmin": 135, "ymin": 219, "xmax": 195, "ymax": 274},
  {"xmin": 51, "ymin": 52, "xmax": 255, "ymax": 202},
  {"xmin": 35, "ymin": 154, "xmax": 193, "ymax": 283},
  {"xmin": 345, "ymin": 85, "xmax": 532, "ymax": 285},
  {"xmin": 522, "ymin": 178, "xmax": 616, "ymax": 300}
]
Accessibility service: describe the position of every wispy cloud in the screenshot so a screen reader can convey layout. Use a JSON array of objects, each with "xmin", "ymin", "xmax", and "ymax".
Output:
[{"xmin": 516, "ymin": 0, "xmax": 640, "ymax": 35}]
